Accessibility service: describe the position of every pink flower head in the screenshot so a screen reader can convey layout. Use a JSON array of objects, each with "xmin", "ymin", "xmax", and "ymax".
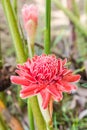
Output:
[
  {"xmin": 22, "ymin": 4, "xmax": 38, "ymax": 33},
  {"xmin": 11, "ymin": 54, "xmax": 80, "ymax": 109}
]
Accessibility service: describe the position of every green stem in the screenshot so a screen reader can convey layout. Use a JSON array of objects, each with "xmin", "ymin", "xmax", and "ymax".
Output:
[
  {"xmin": 44, "ymin": 0, "xmax": 51, "ymax": 54},
  {"xmin": 28, "ymin": 99, "xmax": 35, "ymax": 130},
  {"xmin": 1, "ymin": 0, "xmax": 27, "ymax": 63},
  {"xmin": 29, "ymin": 96, "xmax": 46, "ymax": 130},
  {"xmin": 53, "ymin": 0, "xmax": 87, "ymax": 38},
  {"xmin": 27, "ymin": 37, "xmax": 34, "ymax": 58},
  {"xmin": 13, "ymin": 0, "xmax": 17, "ymax": 15}
]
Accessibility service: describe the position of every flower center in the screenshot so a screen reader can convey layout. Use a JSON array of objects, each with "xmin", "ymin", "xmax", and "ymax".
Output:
[{"xmin": 31, "ymin": 55, "xmax": 59, "ymax": 82}]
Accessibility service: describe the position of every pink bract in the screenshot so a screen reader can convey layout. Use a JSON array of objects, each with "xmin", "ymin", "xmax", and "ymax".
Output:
[
  {"xmin": 11, "ymin": 54, "xmax": 80, "ymax": 109},
  {"xmin": 22, "ymin": 4, "xmax": 38, "ymax": 29}
]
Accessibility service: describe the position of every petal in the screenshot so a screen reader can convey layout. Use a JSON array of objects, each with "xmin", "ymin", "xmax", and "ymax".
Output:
[
  {"xmin": 25, "ymin": 59, "xmax": 31, "ymax": 67},
  {"xmin": 20, "ymin": 90, "xmax": 36, "ymax": 98},
  {"xmin": 63, "ymin": 74, "xmax": 81, "ymax": 82},
  {"xmin": 40, "ymin": 90, "xmax": 51, "ymax": 109},
  {"xmin": 11, "ymin": 76, "xmax": 29, "ymax": 86},
  {"xmin": 17, "ymin": 64, "xmax": 30, "ymax": 73},
  {"xmin": 32, "ymin": 55, "xmax": 38, "ymax": 61},
  {"xmin": 60, "ymin": 80, "xmax": 77, "ymax": 92},
  {"xmin": 62, "ymin": 69, "xmax": 72, "ymax": 75},
  {"xmin": 15, "ymin": 70, "xmax": 23, "ymax": 76},
  {"xmin": 47, "ymin": 84, "xmax": 63, "ymax": 100},
  {"xmin": 34, "ymin": 84, "xmax": 45, "ymax": 93},
  {"xmin": 40, "ymin": 89, "xmax": 46, "ymax": 99},
  {"xmin": 16, "ymin": 70, "xmax": 36, "ymax": 83},
  {"xmin": 24, "ymin": 74, "xmax": 37, "ymax": 82},
  {"xmin": 17, "ymin": 64, "xmax": 24, "ymax": 69},
  {"xmin": 20, "ymin": 84, "xmax": 38, "ymax": 93},
  {"xmin": 53, "ymin": 91, "xmax": 63, "ymax": 101},
  {"xmin": 56, "ymin": 83, "xmax": 64, "ymax": 91}
]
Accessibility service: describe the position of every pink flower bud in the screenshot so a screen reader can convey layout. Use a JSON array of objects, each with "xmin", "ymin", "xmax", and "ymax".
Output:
[{"xmin": 22, "ymin": 4, "xmax": 38, "ymax": 36}]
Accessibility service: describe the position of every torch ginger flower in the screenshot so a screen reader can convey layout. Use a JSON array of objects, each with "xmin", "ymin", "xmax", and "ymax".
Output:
[{"xmin": 11, "ymin": 54, "xmax": 80, "ymax": 109}]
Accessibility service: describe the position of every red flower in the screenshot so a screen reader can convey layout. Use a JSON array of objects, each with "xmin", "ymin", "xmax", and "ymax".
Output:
[{"xmin": 11, "ymin": 54, "xmax": 80, "ymax": 109}]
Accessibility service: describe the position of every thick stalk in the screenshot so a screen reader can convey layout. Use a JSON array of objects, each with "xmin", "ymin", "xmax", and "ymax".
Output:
[
  {"xmin": 1, "ymin": 0, "xmax": 26, "ymax": 109},
  {"xmin": 44, "ymin": 0, "xmax": 51, "ymax": 54},
  {"xmin": 1, "ymin": 1, "xmax": 47, "ymax": 130},
  {"xmin": 53, "ymin": 0, "xmax": 87, "ymax": 38},
  {"xmin": 13, "ymin": 0, "xmax": 17, "ymax": 15},
  {"xmin": 29, "ymin": 97, "xmax": 46, "ymax": 130},
  {"xmin": 28, "ymin": 99, "xmax": 35, "ymax": 130},
  {"xmin": 1, "ymin": 0, "xmax": 27, "ymax": 63}
]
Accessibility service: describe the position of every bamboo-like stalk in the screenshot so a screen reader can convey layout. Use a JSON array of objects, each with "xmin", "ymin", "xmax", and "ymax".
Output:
[
  {"xmin": 53, "ymin": 0, "xmax": 87, "ymax": 38},
  {"xmin": 1, "ymin": 0, "xmax": 26, "ymax": 108},
  {"xmin": 44, "ymin": 0, "xmax": 51, "ymax": 54},
  {"xmin": 13, "ymin": 0, "xmax": 17, "ymax": 15},
  {"xmin": 29, "ymin": 97, "xmax": 47, "ymax": 130},
  {"xmin": 1, "ymin": 0, "xmax": 27, "ymax": 63},
  {"xmin": 27, "ymin": 99, "xmax": 35, "ymax": 130}
]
